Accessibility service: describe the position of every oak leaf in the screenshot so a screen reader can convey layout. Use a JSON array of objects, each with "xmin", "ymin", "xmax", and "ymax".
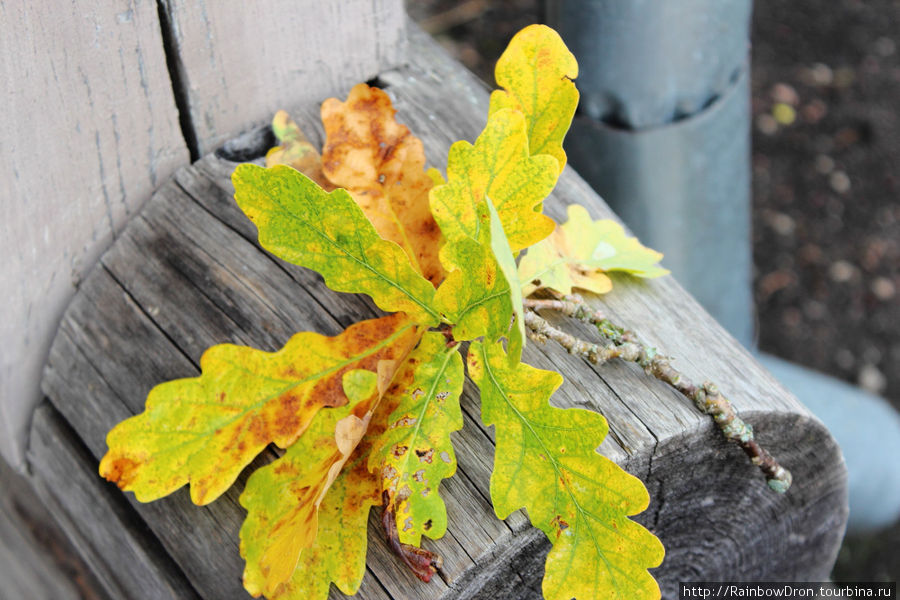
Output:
[
  {"xmin": 369, "ymin": 332, "xmax": 464, "ymax": 546},
  {"xmin": 99, "ymin": 313, "xmax": 418, "ymax": 505},
  {"xmin": 233, "ymin": 163, "xmax": 441, "ymax": 326},
  {"xmin": 467, "ymin": 340, "xmax": 665, "ymax": 600},
  {"xmin": 489, "ymin": 24, "xmax": 579, "ymax": 174},
  {"xmin": 485, "ymin": 195, "xmax": 525, "ymax": 363},
  {"xmin": 261, "ymin": 445, "xmax": 379, "ymax": 600},
  {"xmin": 518, "ymin": 203, "xmax": 669, "ymax": 297},
  {"xmin": 240, "ymin": 367, "xmax": 384, "ymax": 597},
  {"xmin": 321, "ymin": 83, "xmax": 445, "ymax": 286},
  {"xmin": 429, "ymin": 108, "xmax": 558, "ymax": 256},
  {"xmin": 265, "ymin": 110, "xmax": 333, "ymax": 190},
  {"xmin": 433, "ymin": 228, "xmax": 523, "ymax": 362}
]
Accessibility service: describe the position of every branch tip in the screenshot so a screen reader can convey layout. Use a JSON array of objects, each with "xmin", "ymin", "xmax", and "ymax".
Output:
[{"xmin": 523, "ymin": 301, "xmax": 793, "ymax": 493}]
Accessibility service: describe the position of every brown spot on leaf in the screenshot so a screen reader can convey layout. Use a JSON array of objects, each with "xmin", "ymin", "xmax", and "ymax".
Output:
[
  {"xmin": 102, "ymin": 456, "xmax": 139, "ymax": 489},
  {"xmin": 392, "ymin": 444, "xmax": 409, "ymax": 458},
  {"xmin": 550, "ymin": 515, "xmax": 570, "ymax": 539}
]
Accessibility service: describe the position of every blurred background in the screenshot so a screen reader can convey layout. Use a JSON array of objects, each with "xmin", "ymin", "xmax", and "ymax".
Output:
[{"xmin": 408, "ymin": 0, "xmax": 899, "ymax": 582}]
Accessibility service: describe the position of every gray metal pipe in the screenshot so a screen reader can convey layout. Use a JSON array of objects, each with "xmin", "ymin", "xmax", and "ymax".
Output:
[
  {"xmin": 550, "ymin": 0, "xmax": 900, "ymax": 534},
  {"xmin": 550, "ymin": 0, "xmax": 754, "ymax": 347}
]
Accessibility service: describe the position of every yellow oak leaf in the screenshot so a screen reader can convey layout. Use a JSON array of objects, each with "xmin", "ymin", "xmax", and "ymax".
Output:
[
  {"xmin": 429, "ymin": 108, "xmax": 558, "ymax": 257},
  {"xmin": 489, "ymin": 24, "xmax": 579, "ymax": 174},
  {"xmin": 260, "ymin": 447, "xmax": 379, "ymax": 600},
  {"xmin": 99, "ymin": 313, "xmax": 419, "ymax": 505},
  {"xmin": 240, "ymin": 367, "xmax": 383, "ymax": 597},
  {"xmin": 233, "ymin": 163, "xmax": 441, "ymax": 326},
  {"xmin": 518, "ymin": 203, "xmax": 669, "ymax": 297},
  {"xmin": 433, "ymin": 232, "xmax": 523, "ymax": 360},
  {"xmin": 467, "ymin": 340, "xmax": 664, "ymax": 600},
  {"xmin": 259, "ymin": 444, "xmax": 378, "ymax": 600},
  {"xmin": 368, "ymin": 332, "xmax": 464, "ymax": 546},
  {"xmin": 245, "ymin": 354, "xmax": 415, "ymax": 600},
  {"xmin": 321, "ymin": 84, "xmax": 445, "ymax": 286},
  {"xmin": 265, "ymin": 110, "xmax": 334, "ymax": 190}
]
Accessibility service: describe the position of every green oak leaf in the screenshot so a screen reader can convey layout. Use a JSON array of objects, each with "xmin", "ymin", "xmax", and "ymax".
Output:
[
  {"xmin": 369, "ymin": 332, "xmax": 464, "ymax": 545},
  {"xmin": 233, "ymin": 163, "xmax": 441, "ymax": 325},
  {"xmin": 468, "ymin": 340, "xmax": 664, "ymax": 600},
  {"xmin": 519, "ymin": 203, "xmax": 669, "ymax": 297}
]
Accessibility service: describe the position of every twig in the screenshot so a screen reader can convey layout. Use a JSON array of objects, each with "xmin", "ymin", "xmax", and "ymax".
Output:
[{"xmin": 523, "ymin": 296, "xmax": 793, "ymax": 493}]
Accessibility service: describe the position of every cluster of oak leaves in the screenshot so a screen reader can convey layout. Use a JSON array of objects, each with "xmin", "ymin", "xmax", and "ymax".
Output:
[{"xmin": 99, "ymin": 25, "xmax": 671, "ymax": 600}]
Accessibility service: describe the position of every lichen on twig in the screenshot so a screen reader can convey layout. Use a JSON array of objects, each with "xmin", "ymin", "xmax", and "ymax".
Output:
[{"xmin": 522, "ymin": 295, "xmax": 793, "ymax": 493}]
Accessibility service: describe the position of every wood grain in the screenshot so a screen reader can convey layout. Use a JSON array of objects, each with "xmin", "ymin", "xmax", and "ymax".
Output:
[
  {"xmin": 0, "ymin": 451, "xmax": 108, "ymax": 600},
  {"xmin": 35, "ymin": 21, "xmax": 848, "ymax": 600},
  {"xmin": 160, "ymin": 0, "xmax": 407, "ymax": 155},
  {"xmin": 0, "ymin": 0, "xmax": 190, "ymax": 470},
  {"xmin": 28, "ymin": 403, "xmax": 199, "ymax": 600}
]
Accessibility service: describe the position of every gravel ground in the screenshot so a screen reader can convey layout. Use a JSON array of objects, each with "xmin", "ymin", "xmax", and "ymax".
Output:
[{"xmin": 409, "ymin": 0, "xmax": 900, "ymax": 583}]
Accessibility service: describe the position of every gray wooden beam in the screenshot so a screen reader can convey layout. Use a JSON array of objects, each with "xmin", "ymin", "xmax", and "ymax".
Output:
[
  {"xmin": 158, "ymin": 0, "xmax": 407, "ymax": 156},
  {"xmin": 0, "ymin": 0, "xmax": 189, "ymax": 470},
  {"xmin": 33, "ymin": 21, "xmax": 847, "ymax": 600}
]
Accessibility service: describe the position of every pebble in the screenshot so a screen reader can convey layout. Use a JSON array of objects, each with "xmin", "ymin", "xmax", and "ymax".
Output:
[
  {"xmin": 874, "ymin": 36, "xmax": 896, "ymax": 57},
  {"xmin": 829, "ymin": 260, "xmax": 858, "ymax": 283},
  {"xmin": 815, "ymin": 154, "xmax": 835, "ymax": 174},
  {"xmin": 804, "ymin": 300, "xmax": 827, "ymax": 320},
  {"xmin": 769, "ymin": 212, "xmax": 796, "ymax": 236},
  {"xmin": 773, "ymin": 103, "xmax": 796, "ymax": 125},
  {"xmin": 756, "ymin": 113, "xmax": 778, "ymax": 135},
  {"xmin": 829, "ymin": 170, "xmax": 851, "ymax": 193},
  {"xmin": 771, "ymin": 82, "xmax": 800, "ymax": 105},
  {"xmin": 808, "ymin": 62, "xmax": 834, "ymax": 86},
  {"xmin": 834, "ymin": 67, "xmax": 856, "ymax": 89},
  {"xmin": 871, "ymin": 277, "xmax": 896, "ymax": 301},
  {"xmin": 835, "ymin": 348, "xmax": 855, "ymax": 370},
  {"xmin": 801, "ymin": 99, "xmax": 827, "ymax": 124},
  {"xmin": 858, "ymin": 364, "xmax": 887, "ymax": 394}
]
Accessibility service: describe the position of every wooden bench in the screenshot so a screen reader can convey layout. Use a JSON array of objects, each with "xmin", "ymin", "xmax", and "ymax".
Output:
[{"xmin": 30, "ymin": 22, "xmax": 848, "ymax": 600}]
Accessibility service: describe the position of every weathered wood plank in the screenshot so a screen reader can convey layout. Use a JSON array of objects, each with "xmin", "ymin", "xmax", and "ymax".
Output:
[
  {"xmin": 35, "ymin": 20, "xmax": 847, "ymax": 600},
  {"xmin": 0, "ymin": 0, "xmax": 189, "ymax": 470},
  {"xmin": 27, "ymin": 403, "xmax": 199, "ymax": 600},
  {"xmin": 0, "ymin": 454, "xmax": 107, "ymax": 600},
  {"xmin": 160, "ymin": 0, "xmax": 407, "ymax": 155}
]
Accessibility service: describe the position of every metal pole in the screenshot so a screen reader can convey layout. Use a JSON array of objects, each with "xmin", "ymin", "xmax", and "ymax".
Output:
[
  {"xmin": 549, "ymin": 0, "xmax": 900, "ymax": 532},
  {"xmin": 549, "ymin": 0, "xmax": 754, "ymax": 347}
]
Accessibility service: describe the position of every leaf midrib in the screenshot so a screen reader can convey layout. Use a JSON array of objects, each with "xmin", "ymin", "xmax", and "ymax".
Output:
[
  {"xmin": 480, "ymin": 347, "xmax": 625, "ymax": 597},
  {"xmin": 256, "ymin": 176, "xmax": 440, "ymax": 323}
]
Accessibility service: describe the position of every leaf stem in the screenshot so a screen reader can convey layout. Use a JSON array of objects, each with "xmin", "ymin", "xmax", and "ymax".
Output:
[
  {"xmin": 522, "ymin": 296, "xmax": 792, "ymax": 493},
  {"xmin": 380, "ymin": 491, "xmax": 443, "ymax": 582}
]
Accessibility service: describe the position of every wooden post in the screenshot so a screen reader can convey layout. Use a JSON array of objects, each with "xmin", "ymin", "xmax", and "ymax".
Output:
[
  {"xmin": 32, "ymin": 24, "xmax": 847, "ymax": 599},
  {"xmin": 0, "ymin": 0, "xmax": 189, "ymax": 470}
]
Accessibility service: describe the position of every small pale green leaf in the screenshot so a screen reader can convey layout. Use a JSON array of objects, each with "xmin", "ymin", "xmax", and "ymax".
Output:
[
  {"xmin": 468, "ymin": 340, "xmax": 664, "ymax": 600},
  {"xmin": 265, "ymin": 110, "xmax": 334, "ymax": 191},
  {"xmin": 433, "ymin": 233, "xmax": 520, "ymax": 353},
  {"xmin": 369, "ymin": 332, "xmax": 463, "ymax": 545},
  {"xmin": 485, "ymin": 195, "xmax": 525, "ymax": 364},
  {"xmin": 341, "ymin": 369, "xmax": 379, "ymax": 404},
  {"xmin": 233, "ymin": 163, "xmax": 441, "ymax": 325},
  {"xmin": 519, "ymin": 203, "xmax": 668, "ymax": 297},
  {"xmin": 489, "ymin": 24, "xmax": 579, "ymax": 173}
]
